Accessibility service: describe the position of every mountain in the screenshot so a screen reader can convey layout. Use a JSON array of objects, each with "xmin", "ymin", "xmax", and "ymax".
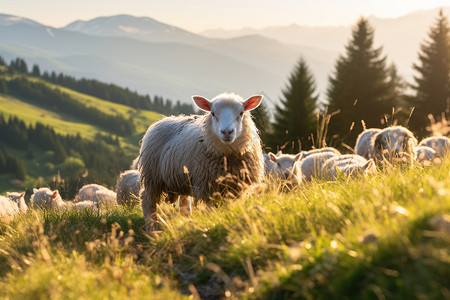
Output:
[{"xmin": 63, "ymin": 14, "xmax": 208, "ymax": 44}]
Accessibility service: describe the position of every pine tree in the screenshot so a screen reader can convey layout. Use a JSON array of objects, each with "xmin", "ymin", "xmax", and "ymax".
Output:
[
  {"xmin": 0, "ymin": 78, "xmax": 7, "ymax": 94},
  {"xmin": 410, "ymin": 9, "xmax": 450, "ymax": 135},
  {"xmin": 251, "ymin": 101, "xmax": 271, "ymax": 146},
  {"xmin": 31, "ymin": 64, "xmax": 41, "ymax": 77},
  {"xmin": 326, "ymin": 17, "xmax": 400, "ymax": 146},
  {"xmin": 268, "ymin": 58, "xmax": 318, "ymax": 153}
]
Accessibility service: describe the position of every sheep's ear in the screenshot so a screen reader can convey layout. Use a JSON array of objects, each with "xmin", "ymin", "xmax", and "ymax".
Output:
[
  {"xmin": 20, "ymin": 192, "xmax": 25, "ymax": 197},
  {"xmin": 276, "ymin": 150, "xmax": 282, "ymax": 156},
  {"xmin": 243, "ymin": 95, "xmax": 263, "ymax": 111},
  {"xmin": 192, "ymin": 96, "xmax": 212, "ymax": 112},
  {"xmin": 33, "ymin": 188, "xmax": 38, "ymax": 193},
  {"xmin": 294, "ymin": 153, "xmax": 302, "ymax": 161},
  {"xmin": 52, "ymin": 191, "xmax": 59, "ymax": 199},
  {"xmin": 268, "ymin": 152, "xmax": 277, "ymax": 162}
]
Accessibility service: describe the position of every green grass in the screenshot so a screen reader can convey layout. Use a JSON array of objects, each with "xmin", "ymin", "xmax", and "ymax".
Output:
[{"xmin": 1, "ymin": 159, "xmax": 449, "ymax": 299}]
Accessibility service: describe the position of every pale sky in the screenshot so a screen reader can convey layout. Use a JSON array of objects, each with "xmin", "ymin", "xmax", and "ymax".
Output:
[{"xmin": 1, "ymin": 0, "xmax": 449, "ymax": 32}]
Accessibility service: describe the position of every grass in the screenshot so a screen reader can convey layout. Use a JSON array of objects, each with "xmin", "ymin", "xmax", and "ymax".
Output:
[{"xmin": 1, "ymin": 159, "xmax": 449, "ymax": 299}]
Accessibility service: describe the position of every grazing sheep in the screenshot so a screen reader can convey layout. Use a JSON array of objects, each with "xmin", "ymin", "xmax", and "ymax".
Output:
[
  {"xmin": 299, "ymin": 152, "xmax": 340, "ymax": 181},
  {"xmin": 413, "ymin": 146, "xmax": 440, "ymax": 166},
  {"xmin": 355, "ymin": 128, "xmax": 382, "ymax": 159},
  {"xmin": 7, "ymin": 192, "xmax": 27, "ymax": 213},
  {"xmin": 265, "ymin": 152, "xmax": 302, "ymax": 184},
  {"xmin": 418, "ymin": 136, "xmax": 450, "ymax": 158},
  {"xmin": 115, "ymin": 170, "xmax": 140, "ymax": 207},
  {"xmin": 322, "ymin": 154, "xmax": 376, "ymax": 181},
  {"xmin": 139, "ymin": 93, "xmax": 265, "ymax": 231},
  {"xmin": 300, "ymin": 147, "xmax": 341, "ymax": 159},
  {"xmin": 75, "ymin": 184, "xmax": 117, "ymax": 207},
  {"xmin": 0, "ymin": 192, "xmax": 27, "ymax": 222},
  {"xmin": 30, "ymin": 187, "xmax": 66, "ymax": 209},
  {"xmin": 372, "ymin": 126, "xmax": 417, "ymax": 163}
]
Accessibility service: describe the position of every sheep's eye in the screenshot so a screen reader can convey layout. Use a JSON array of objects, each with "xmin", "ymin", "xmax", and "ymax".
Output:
[
  {"xmin": 277, "ymin": 163, "xmax": 281, "ymax": 167},
  {"xmin": 211, "ymin": 112, "xmax": 215, "ymax": 117},
  {"xmin": 240, "ymin": 111, "xmax": 244, "ymax": 116}
]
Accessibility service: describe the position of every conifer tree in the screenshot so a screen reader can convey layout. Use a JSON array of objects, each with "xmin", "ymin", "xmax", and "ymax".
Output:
[
  {"xmin": 268, "ymin": 58, "xmax": 318, "ymax": 152},
  {"xmin": 31, "ymin": 64, "xmax": 41, "ymax": 77},
  {"xmin": 327, "ymin": 17, "xmax": 400, "ymax": 146},
  {"xmin": 0, "ymin": 78, "xmax": 7, "ymax": 94},
  {"xmin": 410, "ymin": 10, "xmax": 450, "ymax": 135},
  {"xmin": 251, "ymin": 101, "xmax": 271, "ymax": 146}
]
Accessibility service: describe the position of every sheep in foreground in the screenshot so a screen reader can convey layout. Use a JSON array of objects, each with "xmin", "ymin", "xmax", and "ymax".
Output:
[
  {"xmin": 0, "ymin": 192, "xmax": 27, "ymax": 222},
  {"xmin": 418, "ymin": 136, "xmax": 450, "ymax": 158},
  {"xmin": 299, "ymin": 152, "xmax": 340, "ymax": 181},
  {"xmin": 115, "ymin": 170, "xmax": 140, "ymax": 207},
  {"xmin": 75, "ymin": 184, "xmax": 117, "ymax": 207},
  {"xmin": 264, "ymin": 152, "xmax": 302, "ymax": 185},
  {"xmin": 414, "ymin": 146, "xmax": 440, "ymax": 166},
  {"xmin": 354, "ymin": 128, "xmax": 382, "ymax": 159},
  {"xmin": 30, "ymin": 187, "xmax": 66, "ymax": 209},
  {"xmin": 322, "ymin": 154, "xmax": 376, "ymax": 181},
  {"xmin": 139, "ymin": 93, "xmax": 265, "ymax": 231},
  {"xmin": 371, "ymin": 126, "xmax": 417, "ymax": 163}
]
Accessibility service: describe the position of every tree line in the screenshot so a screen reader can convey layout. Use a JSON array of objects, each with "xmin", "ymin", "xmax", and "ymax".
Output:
[
  {"xmin": 0, "ymin": 114, "xmax": 133, "ymax": 199},
  {"xmin": 1, "ymin": 57, "xmax": 196, "ymax": 116},
  {"xmin": 262, "ymin": 10, "xmax": 450, "ymax": 153}
]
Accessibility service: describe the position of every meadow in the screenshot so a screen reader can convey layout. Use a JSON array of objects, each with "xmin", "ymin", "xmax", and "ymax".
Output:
[{"xmin": 1, "ymin": 158, "xmax": 449, "ymax": 299}]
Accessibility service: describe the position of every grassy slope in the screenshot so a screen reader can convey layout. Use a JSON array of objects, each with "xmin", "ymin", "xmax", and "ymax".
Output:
[{"xmin": 0, "ymin": 160, "xmax": 449, "ymax": 299}]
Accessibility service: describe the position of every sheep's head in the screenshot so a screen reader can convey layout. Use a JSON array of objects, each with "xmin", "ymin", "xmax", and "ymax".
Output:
[
  {"xmin": 193, "ymin": 93, "xmax": 262, "ymax": 144},
  {"xmin": 268, "ymin": 152, "xmax": 302, "ymax": 179},
  {"xmin": 374, "ymin": 127, "xmax": 417, "ymax": 163},
  {"xmin": 7, "ymin": 191, "xmax": 25, "ymax": 203}
]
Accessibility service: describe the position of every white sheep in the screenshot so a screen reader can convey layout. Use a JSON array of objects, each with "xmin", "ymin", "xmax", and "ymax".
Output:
[
  {"xmin": 299, "ymin": 152, "xmax": 340, "ymax": 181},
  {"xmin": 354, "ymin": 128, "xmax": 382, "ymax": 159},
  {"xmin": 0, "ymin": 192, "xmax": 27, "ymax": 222},
  {"xmin": 75, "ymin": 184, "xmax": 117, "ymax": 207},
  {"xmin": 371, "ymin": 126, "xmax": 417, "ymax": 163},
  {"xmin": 299, "ymin": 147, "xmax": 341, "ymax": 159},
  {"xmin": 30, "ymin": 187, "xmax": 66, "ymax": 209},
  {"xmin": 413, "ymin": 146, "xmax": 440, "ymax": 166},
  {"xmin": 264, "ymin": 152, "xmax": 302, "ymax": 185},
  {"xmin": 418, "ymin": 136, "xmax": 450, "ymax": 158},
  {"xmin": 139, "ymin": 93, "xmax": 265, "ymax": 231},
  {"xmin": 322, "ymin": 154, "xmax": 376, "ymax": 181},
  {"xmin": 115, "ymin": 170, "xmax": 140, "ymax": 207}
]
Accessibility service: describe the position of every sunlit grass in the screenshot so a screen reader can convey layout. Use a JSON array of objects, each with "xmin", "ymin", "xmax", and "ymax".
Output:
[{"xmin": 0, "ymin": 159, "xmax": 449, "ymax": 298}]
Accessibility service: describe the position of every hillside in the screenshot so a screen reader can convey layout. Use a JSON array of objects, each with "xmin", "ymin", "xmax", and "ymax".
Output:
[
  {"xmin": 0, "ymin": 158, "xmax": 449, "ymax": 298},
  {"xmin": 0, "ymin": 65, "xmax": 163, "ymax": 195}
]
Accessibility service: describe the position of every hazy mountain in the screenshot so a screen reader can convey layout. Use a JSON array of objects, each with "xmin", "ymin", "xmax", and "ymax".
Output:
[{"xmin": 63, "ymin": 14, "xmax": 208, "ymax": 44}]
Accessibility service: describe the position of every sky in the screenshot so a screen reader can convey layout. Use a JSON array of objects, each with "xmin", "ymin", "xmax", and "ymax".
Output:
[{"xmin": 1, "ymin": 0, "xmax": 449, "ymax": 32}]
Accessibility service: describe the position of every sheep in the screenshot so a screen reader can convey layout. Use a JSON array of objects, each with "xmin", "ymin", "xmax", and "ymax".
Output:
[
  {"xmin": 299, "ymin": 147, "xmax": 341, "ymax": 159},
  {"xmin": 75, "ymin": 184, "xmax": 117, "ymax": 207},
  {"xmin": 139, "ymin": 93, "xmax": 265, "ymax": 231},
  {"xmin": 264, "ymin": 152, "xmax": 302, "ymax": 185},
  {"xmin": 115, "ymin": 170, "xmax": 140, "ymax": 207},
  {"xmin": 354, "ymin": 128, "xmax": 382, "ymax": 159},
  {"xmin": 6, "ymin": 191, "xmax": 27, "ymax": 213},
  {"xmin": 299, "ymin": 152, "xmax": 340, "ymax": 181},
  {"xmin": 413, "ymin": 146, "xmax": 440, "ymax": 166},
  {"xmin": 322, "ymin": 154, "xmax": 376, "ymax": 181},
  {"xmin": 30, "ymin": 187, "xmax": 66, "ymax": 209},
  {"xmin": 418, "ymin": 136, "xmax": 450, "ymax": 158},
  {"xmin": 0, "ymin": 191, "xmax": 27, "ymax": 222},
  {"xmin": 371, "ymin": 126, "xmax": 417, "ymax": 164}
]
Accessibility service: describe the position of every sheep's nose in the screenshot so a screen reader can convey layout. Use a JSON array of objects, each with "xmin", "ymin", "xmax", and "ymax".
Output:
[{"xmin": 221, "ymin": 129, "xmax": 234, "ymax": 137}]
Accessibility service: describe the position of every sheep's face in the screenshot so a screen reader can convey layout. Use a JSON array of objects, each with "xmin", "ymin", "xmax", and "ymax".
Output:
[
  {"xmin": 374, "ymin": 127, "xmax": 417, "ymax": 163},
  {"xmin": 192, "ymin": 93, "xmax": 263, "ymax": 144},
  {"xmin": 269, "ymin": 152, "xmax": 302, "ymax": 178},
  {"xmin": 7, "ymin": 192, "xmax": 25, "ymax": 203}
]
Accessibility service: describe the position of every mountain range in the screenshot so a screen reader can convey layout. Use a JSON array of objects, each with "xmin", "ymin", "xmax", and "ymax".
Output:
[{"xmin": 0, "ymin": 7, "xmax": 449, "ymax": 107}]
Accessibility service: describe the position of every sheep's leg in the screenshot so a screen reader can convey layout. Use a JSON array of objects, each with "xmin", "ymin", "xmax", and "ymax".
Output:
[
  {"xmin": 179, "ymin": 195, "xmax": 191, "ymax": 216},
  {"xmin": 141, "ymin": 186, "xmax": 160, "ymax": 233}
]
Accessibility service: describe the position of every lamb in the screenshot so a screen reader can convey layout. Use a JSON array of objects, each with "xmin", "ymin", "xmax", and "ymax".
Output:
[
  {"xmin": 413, "ymin": 146, "xmax": 440, "ymax": 166},
  {"xmin": 115, "ymin": 170, "xmax": 141, "ymax": 207},
  {"xmin": 74, "ymin": 184, "xmax": 117, "ymax": 207},
  {"xmin": 0, "ymin": 191, "xmax": 27, "ymax": 222},
  {"xmin": 371, "ymin": 126, "xmax": 417, "ymax": 163},
  {"xmin": 30, "ymin": 187, "xmax": 66, "ymax": 209},
  {"xmin": 299, "ymin": 152, "xmax": 340, "ymax": 181},
  {"xmin": 354, "ymin": 128, "xmax": 382, "ymax": 159},
  {"xmin": 418, "ymin": 136, "xmax": 450, "ymax": 158},
  {"xmin": 322, "ymin": 154, "xmax": 376, "ymax": 181},
  {"xmin": 264, "ymin": 152, "xmax": 302, "ymax": 184},
  {"xmin": 139, "ymin": 93, "xmax": 265, "ymax": 231}
]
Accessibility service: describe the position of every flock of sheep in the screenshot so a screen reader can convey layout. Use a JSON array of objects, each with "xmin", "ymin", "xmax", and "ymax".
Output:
[{"xmin": 1, "ymin": 93, "xmax": 449, "ymax": 232}]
